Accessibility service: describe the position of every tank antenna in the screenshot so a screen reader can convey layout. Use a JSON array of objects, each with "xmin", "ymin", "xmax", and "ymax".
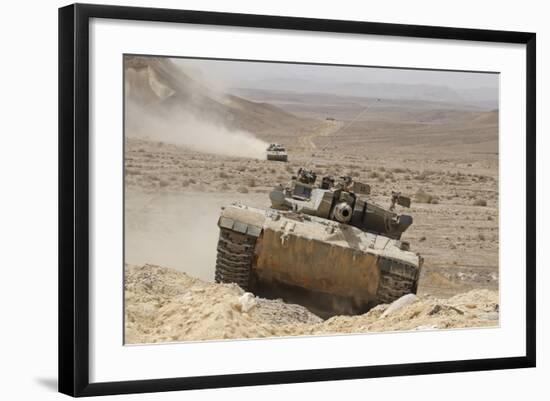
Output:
[
  {"xmin": 322, "ymin": 105, "xmax": 370, "ymax": 155},
  {"xmin": 332, "ymin": 105, "xmax": 370, "ymax": 138}
]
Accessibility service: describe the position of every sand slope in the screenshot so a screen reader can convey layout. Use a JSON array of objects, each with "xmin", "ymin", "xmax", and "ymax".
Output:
[{"xmin": 125, "ymin": 264, "xmax": 498, "ymax": 344}]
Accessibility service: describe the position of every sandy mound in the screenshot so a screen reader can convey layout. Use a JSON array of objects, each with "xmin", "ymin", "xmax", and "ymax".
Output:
[
  {"xmin": 124, "ymin": 264, "xmax": 322, "ymax": 343},
  {"xmin": 125, "ymin": 264, "xmax": 498, "ymax": 344}
]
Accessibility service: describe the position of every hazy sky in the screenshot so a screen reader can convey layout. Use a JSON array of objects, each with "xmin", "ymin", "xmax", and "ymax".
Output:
[{"xmin": 174, "ymin": 57, "xmax": 499, "ymax": 92}]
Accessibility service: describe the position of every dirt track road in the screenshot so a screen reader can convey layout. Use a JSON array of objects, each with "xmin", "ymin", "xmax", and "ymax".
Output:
[{"xmin": 297, "ymin": 120, "xmax": 343, "ymax": 150}]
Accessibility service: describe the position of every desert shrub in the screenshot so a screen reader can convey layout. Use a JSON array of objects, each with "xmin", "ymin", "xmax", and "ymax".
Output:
[
  {"xmin": 237, "ymin": 186, "xmax": 249, "ymax": 193},
  {"xmin": 476, "ymin": 175, "xmax": 488, "ymax": 182},
  {"xmin": 159, "ymin": 180, "xmax": 169, "ymax": 188},
  {"xmin": 455, "ymin": 174, "xmax": 466, "ymax": 181},
  {"xmin": 392, "ymin": 167, "xmax": 407, "ymax": 173},
  {"xmin": 416, "ymin": 169, "xmax": 438, "ymax": 181},
  {"xmin": 188, "ymin": 178, "xmax": 196, "ymax": 184},
  {"xmin": 350, "ymin": 171, "xmax": 360, "ymax": 177},
  {"xmin": 430, "ymin": 198, "xmax": 440, "ymax": 204},
  {"xmin": 245, "ymin": 178, "xmax": 256, "ymax": 187},
  {"xmin": 415, "ymin": 189, "xmax": 434, "ymax": 204},
  {"xmin": 478, "ymin": 233, "xmax": 486, "ymax": 241},
  {"xmin": 415, "ymin": 173, "xmax": 428, "ymax": 181},
  {"xmin": 369, "ymin": 171, "xmax": 380, "ymax": 179},
  {"xmin": 218, "ymin": 182, "xmax": 230, "ymax": 191},
  {"xmin": 219, "ymin": 171, "xmax": 229, "ymax": 179},
  {"xmin": 473, "ymin": 199, "xmax": 487, "ymax": 207}
]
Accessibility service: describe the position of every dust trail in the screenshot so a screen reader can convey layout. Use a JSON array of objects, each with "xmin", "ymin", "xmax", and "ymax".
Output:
[
  {"xmin": 125, "ymin": 191, "xmax": 268, "ymax": 281},
  {"xmin": 126, "ymin": 102, "xmax": 268, "ymax": 159},
  {"xmin": 124, "ymin": 57, "xmax": 269, "ymax": 159}
]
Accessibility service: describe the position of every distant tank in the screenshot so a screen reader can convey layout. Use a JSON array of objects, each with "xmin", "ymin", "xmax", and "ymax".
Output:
[
  {"xmin": 215, "ymin": 168, "xmax": 422, "ymax": 317},
  {"xmin": 266, "ymin": 143, "xmax": 288, "ymax": 162}
]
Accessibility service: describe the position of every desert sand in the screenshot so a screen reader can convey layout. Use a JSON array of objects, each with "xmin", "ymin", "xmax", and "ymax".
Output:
[
  {"xmin": 125, "ymin": 264, "xmax": 498, "ymax": 344},
  {"xmin": 124, "ymin": 56, "xmax": 499, "ymax": 343}
]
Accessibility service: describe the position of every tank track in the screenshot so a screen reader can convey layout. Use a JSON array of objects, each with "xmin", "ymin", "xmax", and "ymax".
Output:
[
  {"xmin": 214, "ymin": 228, "xmax": 257, "ymax": 290},
  {"xmin": 376, "ymin": 257, "xmax": 420, "ymax": 304},
  {"xmin": 377, "ymin": 272, "xmax": 418, "ymax": 304}
]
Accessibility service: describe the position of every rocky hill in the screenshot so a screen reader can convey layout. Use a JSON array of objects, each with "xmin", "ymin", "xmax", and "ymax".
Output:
[{"xmin": 124, "ymin": 56, "xmax": 313, "ymax": 139}]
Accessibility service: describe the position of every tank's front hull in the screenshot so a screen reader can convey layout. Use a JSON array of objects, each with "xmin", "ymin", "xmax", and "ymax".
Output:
[
  {"xmin": 216, "ymin": 203, "xmax": 422, "ymax": 316},
  {"xmin": 266, "ymin": 151, "xmax": 288, "ymax": 162}
]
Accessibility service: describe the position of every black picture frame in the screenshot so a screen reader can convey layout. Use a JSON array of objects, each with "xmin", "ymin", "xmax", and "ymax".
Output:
[{"xmin": 58, "ymin": 3, "xmax": 536, "ymax": 397}]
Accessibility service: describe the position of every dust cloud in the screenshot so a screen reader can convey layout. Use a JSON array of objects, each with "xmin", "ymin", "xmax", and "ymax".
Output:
[
  {"xmin": 126, "ymin": 101, "xmax": 268, "ymax": 160},
  {"xmin": 125, "ymin": 191, "xmax": 267, "ymax": 282},
  {"xmin": 125, "ymin": 57, "xmax": 270, "ymax": 159},
  {"xmin": 125, "ymin": 192, "xmax": 224, "ymax": 281}
]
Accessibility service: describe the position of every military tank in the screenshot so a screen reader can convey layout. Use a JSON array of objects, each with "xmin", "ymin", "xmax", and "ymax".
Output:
[
  {"xmin": 215, "ymin": 168, "xmax": 422, "ymax": 317},
  {"xmin": 266, "ymin": 143, "xmax": 288, "ymax": 162}
]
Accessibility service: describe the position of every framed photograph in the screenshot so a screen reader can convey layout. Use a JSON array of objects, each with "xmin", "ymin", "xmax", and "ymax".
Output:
[{"xmin": 58, "ymin": 3, "xmax": 536, "ymax": 397}]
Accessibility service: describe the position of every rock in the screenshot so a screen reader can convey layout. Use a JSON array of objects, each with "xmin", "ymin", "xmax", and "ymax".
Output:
[
  {"xmin": 238, "ymin": 292, "xmax": 257, "ymax": 313},
  {"xmin": 448, "ymin": 306, "xmax": 465, "ymax": 315},
  {"xmin": 380, "ymin": 294, "xmax": 418, "ymax": 318},
  {"xmin": 479, "ymin": 312, "xmax": 499, "ymax": 321},
  {"xmin": 415, "ymin": 325, "xmax": 439, "ymax": 331},
  {"xmin": 427, "ymin": 304, "xmax": 442, "ymax": 315}
]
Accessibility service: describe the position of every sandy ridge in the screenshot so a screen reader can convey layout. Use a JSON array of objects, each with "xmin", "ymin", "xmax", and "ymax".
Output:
[{"xmin": 125, "ymin": 264, "xmax": 498, "ymax": 344}]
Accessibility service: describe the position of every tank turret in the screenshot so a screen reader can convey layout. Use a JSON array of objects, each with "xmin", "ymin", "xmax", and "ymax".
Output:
[{"xmin": 269, "ymin": 168, "xmax": 413, "ymax": 240}]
